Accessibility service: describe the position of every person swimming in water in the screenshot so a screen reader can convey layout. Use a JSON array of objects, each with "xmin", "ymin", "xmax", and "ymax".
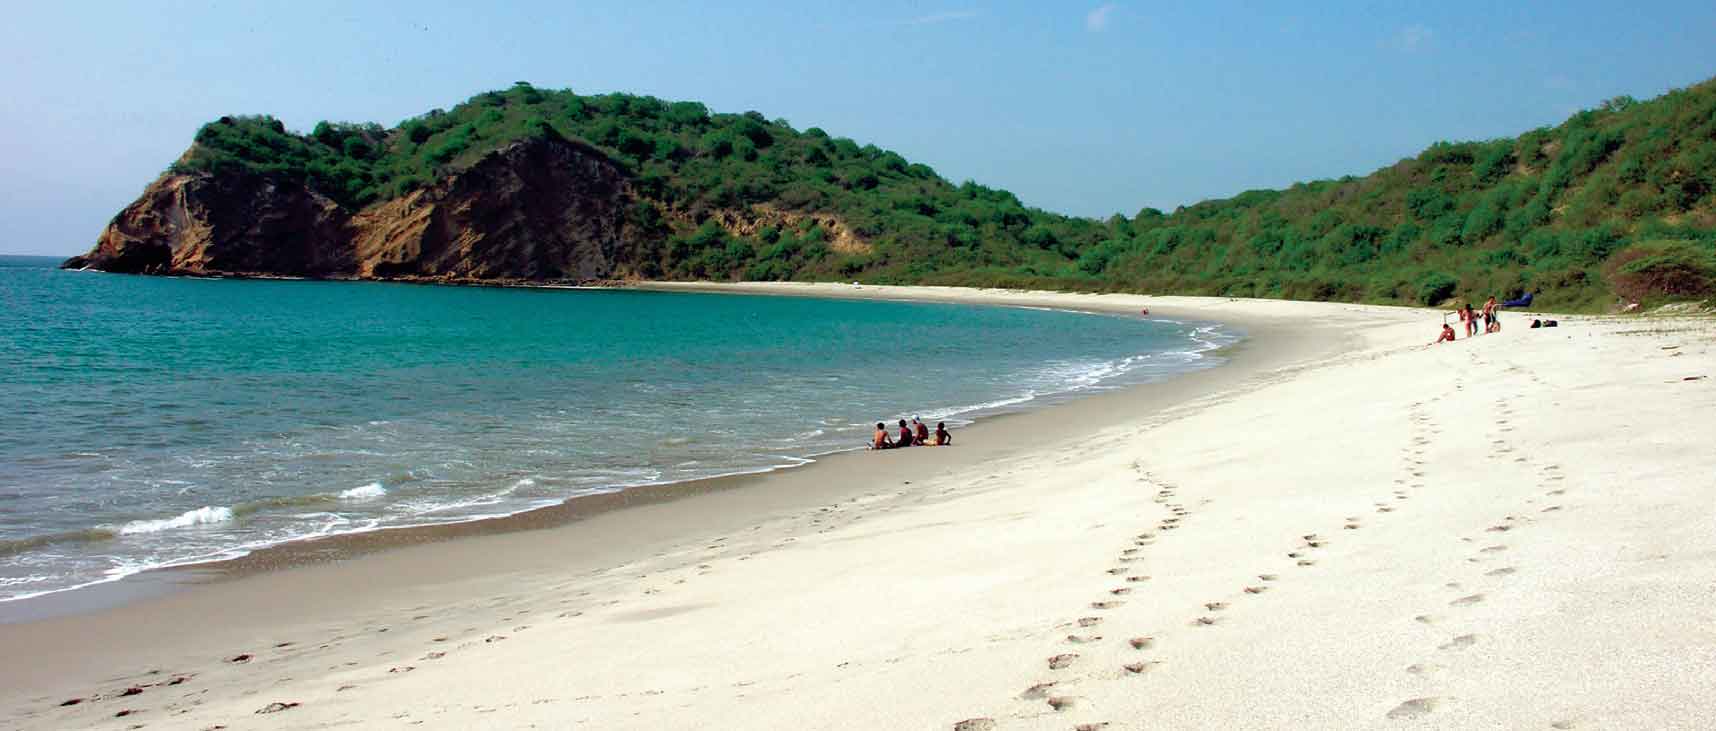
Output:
[{"xmin": 934, "ymin": 421, "xmax": 952, "ymax": 446}]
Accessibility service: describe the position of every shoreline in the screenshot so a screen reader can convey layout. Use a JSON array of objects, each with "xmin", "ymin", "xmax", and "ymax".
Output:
[
  {"xmin": 0, "ymin": 286, "xmax": 1351, "ymax": 700},
  {"xmin": 0, "ymin": 283, "xmax": 1248, "ymax": 621},
  {"xmin": 8, "ymin": 283, "xmax": 1708, "ymax": 729}
]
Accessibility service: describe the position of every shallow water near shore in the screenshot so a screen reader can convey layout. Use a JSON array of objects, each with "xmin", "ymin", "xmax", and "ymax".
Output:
[{"xmin": 0, "ymin": 255, "xmax": 1234, "ymax": 603}]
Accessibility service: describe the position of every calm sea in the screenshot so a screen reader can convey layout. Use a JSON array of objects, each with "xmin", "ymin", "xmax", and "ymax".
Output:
[{"xmin": 0, "ymin": 255, "xmax": 1234, "ymax": 602}]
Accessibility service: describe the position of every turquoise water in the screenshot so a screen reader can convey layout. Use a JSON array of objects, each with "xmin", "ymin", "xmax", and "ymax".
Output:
[{"xmin": 0, "ymin": 255, "xmax": 1233, "ymax": 602}]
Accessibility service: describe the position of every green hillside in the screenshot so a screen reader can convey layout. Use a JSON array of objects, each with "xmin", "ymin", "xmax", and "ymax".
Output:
[{"xmin": 175, "ymin": 78, "xmax": 1716, "ymax": 310}]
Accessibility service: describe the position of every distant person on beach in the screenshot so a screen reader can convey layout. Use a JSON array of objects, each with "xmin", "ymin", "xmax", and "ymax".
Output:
[
  {"xmin": 913, "ymin": 417, "xmax": 929, "ymax": 445},
  {"xmin": 1434, "ymin": 323, "xmax": 1457, "ymax": 344},
  {"xmin": 1463, "ymin": 303, "xmax": 1479, "ymax": 337},
  {"xmin": 897, "ymin": 419, "xmax": 915, "ymax": 448},
  {"xmin": 1486, "ymin": 311, "xmax": 1502, "ymax": 334},
  {"xmin": 872, "ymin": 422, "xmax": 894, "ymax": 450},
  {"xmin": 1483, "ymin": 296, "xmax": 1499, "ymax": 322},
  {"xmin": 934, "ymin": 422, "xmax": 953, "ymax": 446}
]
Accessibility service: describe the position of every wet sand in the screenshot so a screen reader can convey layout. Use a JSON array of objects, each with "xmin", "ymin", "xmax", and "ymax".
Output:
[{"xmin": 3, "ymin": 284, "xmax": 1712, "ymax": 729}]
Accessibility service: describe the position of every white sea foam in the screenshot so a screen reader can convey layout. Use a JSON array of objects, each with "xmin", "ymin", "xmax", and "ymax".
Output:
[
  {"xmin": 117, "ymin": 506, "xmax": 235, "ymax": 535},
  {"xmin": 338, "ymin": 482, "xmax": 388, "ymax": 501}
]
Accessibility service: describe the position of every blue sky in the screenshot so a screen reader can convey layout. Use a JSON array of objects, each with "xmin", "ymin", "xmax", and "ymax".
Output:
[{"xmin": 3, "ymin": 1, "xmax": 1714, "ymax": 255}]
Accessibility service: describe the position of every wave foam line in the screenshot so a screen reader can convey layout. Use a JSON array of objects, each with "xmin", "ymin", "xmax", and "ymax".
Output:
[{"xmin": 117, "ymin": 506, "xmax": 235, "ymax": 535}]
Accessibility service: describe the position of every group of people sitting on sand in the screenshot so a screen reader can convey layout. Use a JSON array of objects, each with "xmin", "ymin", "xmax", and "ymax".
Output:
[
  {"xmin": 871, "ymin": 417, "xmax": 952, "ymax": 450},
  {"xmin": 1434, "ymin": 292, "xmax": 1553, "ymax": 344}
]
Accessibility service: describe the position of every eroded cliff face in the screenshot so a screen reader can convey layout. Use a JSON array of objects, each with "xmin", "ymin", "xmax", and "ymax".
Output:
[
  {"xmin": 66, "ymin": 136, "xmax": 638, "ymax": 282},
  {"xmin": 352, "ymin": 136, "xmax": 635, "ymax": 281},
  {"xmin": 64, "ymin": 172, "xmax": 353, "ymax": 276}
]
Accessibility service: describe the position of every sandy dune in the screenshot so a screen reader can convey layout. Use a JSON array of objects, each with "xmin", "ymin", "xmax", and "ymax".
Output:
[{"xmin": 4, "ymin": 285, "xmax": 1713, "ymax": 730}]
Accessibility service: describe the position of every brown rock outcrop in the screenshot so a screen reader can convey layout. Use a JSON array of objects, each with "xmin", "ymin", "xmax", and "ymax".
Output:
[
  {"xmin": 66, "ymin": 136, "xmax": 638, "ymax": 282},
  {"xmin": 351, "ymin": 136, "xmax": 634, "ymax": 280},
  {"xmin": 64, "ymin": 171, "xmax": 353, "ymax": 276}
]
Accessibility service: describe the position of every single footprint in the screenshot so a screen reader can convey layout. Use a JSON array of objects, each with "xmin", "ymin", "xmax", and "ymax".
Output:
[
  {"xmin": 1046, "ymin": 696, "xmax": 1075, "ymax": 711},
  {"xmin": 1125, "ymin": 575, "xmax": 1151, "ymax": 583},
  {"xmin": 1075, "ymin": 724, "xmax": 1109, "ymax": 731},
  {"xmin": 953, "ymin": 718, "xmax": 997, "ymax": 731},
  {"xmin": 1450, "ymin": 594, "xmax": 1485, "ymax": 607},
  {"xmin": 1110, "ymin": 587, "xmax": 1132, "ymax": 596},
  {"xmin": 1066, "ymin": 634, "xmax": 1103, "ymax": 644},
  {"xmin": 1123, "ymin": 661, "xmax": 1159, "ymax": 674},
  {"xmin": 1077, "ymin": 617, "xmax": 1103, "ymax": 627},
  {"xmin": 1107, "ymin": 567, "xmax": 1129, "ymax": 575},
  {"xmin": 1092, "ymin": 601, "xmax": 1124, "ymax": 610},
  {"xmin": 1404, "ymin": 662, "xmax": 1445, "ymax": 675},
  {"xmin": 1128, "ymin": 637, "xmax": 1154, "ymax": 650},
  {"xmin": 1243, "ymin": 586, "xmax": 1268, "ymax": 594},
  {"xmin": 1258, "ymin": 574, "xmax": 1279, "ymax": 582},
  {"xmin": 1480, "ymin": 545, "xmax": 1508, "ymax": 553},
  {"xmin": 1385, "ymin": 697, "xmax": 1441, "ymax": 720},
  {"xmin": 1438, "ymin": 634, "xmax": 1478, "ymax": 651},
  {"xmin": 1297, "ymin": 559, "xmax": 1317, "ymax": 567},
  {"xmin": 1192, "ymin": 616, "xmax": 1219, "ymax": 626},
  {"xmin": 1204, "ymin": 601, "xmax": 1228, "ymax": 611},
  {"xmin": 1018, "ymin": 682, "xmax": 1057, "ymax": 700},
  {"xmin": 1048, "ymin": 654, "xmax": 1079, "ymax": 670},
  {"xmin": 1485, "ymin": 567, "xmax": 1517, "ymax": 576}
]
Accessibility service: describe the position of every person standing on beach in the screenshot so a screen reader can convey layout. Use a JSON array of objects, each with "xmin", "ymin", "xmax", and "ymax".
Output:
[{"xmin": 1464, "ymin": 303, "xmax": 1479, "ymax": 337}]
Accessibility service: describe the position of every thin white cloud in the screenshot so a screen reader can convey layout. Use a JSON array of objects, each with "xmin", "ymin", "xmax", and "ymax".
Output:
[
  {"xmin": 1392, "ymin": 24, "xmax": 1433, "ymax": 52},
  {"xmin": 908, "ymin": 10, "xmax": 979, "ymax": 26},
  {"xmin": 1086, "ymin": 3, "xmax": 1117, "ymax": 32}
]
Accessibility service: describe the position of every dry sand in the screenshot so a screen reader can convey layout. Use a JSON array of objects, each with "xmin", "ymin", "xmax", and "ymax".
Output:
[{"xmin": 3, "ymin": 284, "xmax": 1713, "ymax": 730}]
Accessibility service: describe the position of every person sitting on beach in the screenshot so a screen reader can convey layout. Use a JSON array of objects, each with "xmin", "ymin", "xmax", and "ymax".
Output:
[
  {"xmin": 872, "ymin": 422, "xmax": 894, "ymax": 450},
  {"xmin": 1434, "ymin": 323, "xmax": 1457, "ymax": 344},
  {"xmin": 1485, "ymin": 311, "xmax": 1502, "ymax": 334},
  {"xmin": 913, "ymin": 417, "xmax": 930, "ymax": 445},
  {"xmin": 934, "ymin": 422, "xmax": 953, "ymax": 446},
  {"xmin": 897, "ymin": 419, "xmax": 915, "ymax": 448}
]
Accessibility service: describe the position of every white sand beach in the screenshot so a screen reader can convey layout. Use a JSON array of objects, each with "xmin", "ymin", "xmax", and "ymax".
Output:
[{"xmin": 4, "ymin": 284, "xmax": 1713, "ymax": 730}]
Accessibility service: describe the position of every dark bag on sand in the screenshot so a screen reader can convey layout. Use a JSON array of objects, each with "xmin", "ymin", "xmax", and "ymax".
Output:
[{"xmin": 1531, "ymin": 319, "xmax": 1542, "ymax": 329}]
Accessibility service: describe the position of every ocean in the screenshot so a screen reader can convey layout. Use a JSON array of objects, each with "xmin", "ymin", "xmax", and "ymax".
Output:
[{"xmin": 0, "ymin": 255, "xmax": 1235, "ymax": 603}]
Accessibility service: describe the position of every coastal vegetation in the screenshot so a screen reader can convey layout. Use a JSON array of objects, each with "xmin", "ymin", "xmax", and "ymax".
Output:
[{"xmin": 171, "ymin": 77, "xmax": 1716, "ymax": 310}]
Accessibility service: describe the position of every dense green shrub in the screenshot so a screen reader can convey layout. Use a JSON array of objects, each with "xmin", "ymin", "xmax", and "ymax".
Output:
[
  {"xmin": 1415, "ymin": 271, "xmax": 1459, "ymax": 305},
  {"xmin": 1604, "ymin": 240, "xmax": 1716, "ymax": 302}
]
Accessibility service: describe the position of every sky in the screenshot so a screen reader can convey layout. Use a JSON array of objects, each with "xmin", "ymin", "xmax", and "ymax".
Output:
[{"xmin": 3, "ymin": 1, "xmax": 1715, "ymax": 256}]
